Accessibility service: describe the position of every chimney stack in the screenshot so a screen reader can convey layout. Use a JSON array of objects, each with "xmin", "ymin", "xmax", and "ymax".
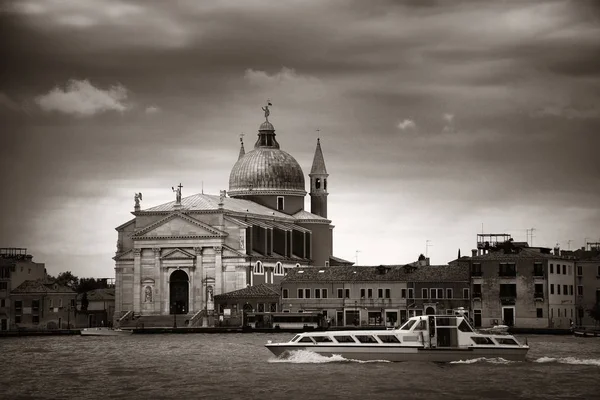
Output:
[{"xmin": 471, "ymin": 249, "xmax": 477, "ymax": 257}]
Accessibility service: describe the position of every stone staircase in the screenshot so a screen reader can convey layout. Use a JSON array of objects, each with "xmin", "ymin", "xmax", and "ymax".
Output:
[{"xmin": 119, "ymin": 314, "xmax": 193, "ymax": 329}]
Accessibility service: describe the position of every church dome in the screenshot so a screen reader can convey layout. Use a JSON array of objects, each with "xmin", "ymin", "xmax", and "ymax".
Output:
[{"xmin": 228, "ymin": 120, "xmax": 306, "ymax": 197}]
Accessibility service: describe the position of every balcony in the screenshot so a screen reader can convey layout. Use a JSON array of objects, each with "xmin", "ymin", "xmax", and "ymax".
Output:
[
  {"xmin": 500, "ymin": 296, "xmax": 516, "ymax": 305},
  {"xmin": 534, "ymin": 293, "xmax": 544, "ymax": 301},
  {"xmin": 472, "ymin": 292, "xmax": 482, "ymax": 300}
]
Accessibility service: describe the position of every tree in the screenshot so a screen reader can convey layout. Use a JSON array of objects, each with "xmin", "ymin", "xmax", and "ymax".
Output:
[
  {"xmin": 81, "ymin": 292, "xmax": 89, "ymax": 311},
  {"xmin": 587, "ymin": 304, "xmax": 600, "ymax": 328},
  {"xmin": 55, "ymin": 271, "xmax": 79, "ymax": 290},
  {"xmin": 77, "ymin": 277, "xmax": 107, "ymax": 294}
]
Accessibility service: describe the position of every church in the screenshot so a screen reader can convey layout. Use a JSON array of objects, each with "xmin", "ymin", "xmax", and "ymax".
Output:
[{"xmin": 113, "ymin": 106, "xmax": 350, "ymax": 323}]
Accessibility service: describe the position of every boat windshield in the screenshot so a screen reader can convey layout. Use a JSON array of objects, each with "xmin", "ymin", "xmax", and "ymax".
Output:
[
  {"xmin": 291, "ymin": 335, "xmax": 301, "ymax": 342},
  {"xmin": 399, "ymin": 320, "xmax": 417, "ymax": 330}
]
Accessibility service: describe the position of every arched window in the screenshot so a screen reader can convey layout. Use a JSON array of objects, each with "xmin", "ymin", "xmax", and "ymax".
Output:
[
  {"xmin": 274, "ymin": 262, "xmax": 284, "ymax": 275},
  {"xmin": 295, "ymin": 263, "xmax": 301, "ymax": 268},
  {"xmin": 324, "ymin": 179, "xmax": 327, "ymax": 191},
  {"xmin": 315, "ymin": 178, "xmax": 320, "ymax": 189},
  {"xmin": 253, "ymin": 261, "xmax": 264, "ymax": 275}
]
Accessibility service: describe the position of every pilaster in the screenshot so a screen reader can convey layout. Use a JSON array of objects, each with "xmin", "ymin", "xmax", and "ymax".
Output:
[
  {"xmin": 133, "ymin": 248, "xmax": 141, "ymax": 313},
  {"xmin": 153, "ymin": 247, "xmax": 161, "ymax": 314},
  {"xmin": 214, "ymin": 246, "xmax": 223, "ymax": 295},
  {"xmin": 194, "ymin": 247, "xmax": 204, "ymax": 312}
]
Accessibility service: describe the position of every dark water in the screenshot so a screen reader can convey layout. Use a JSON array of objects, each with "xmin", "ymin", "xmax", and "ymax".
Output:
[{"xmin": 1, "ymin": 333, "xmax": 599, "ymax": 400}]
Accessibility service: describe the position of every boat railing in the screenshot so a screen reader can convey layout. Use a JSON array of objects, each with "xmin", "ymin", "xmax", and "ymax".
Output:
[{"xmin": 117, "ymin": 310, "xmax": 133, "ymax": 323}]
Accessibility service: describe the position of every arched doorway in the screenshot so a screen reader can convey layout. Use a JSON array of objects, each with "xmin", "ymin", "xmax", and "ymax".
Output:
[
  {"xmin": 170, "ymin": 270, "xmax": 189, "ymax": 315},
  {"xmin": 425, "ymin": 306, "xmax": 436, "ymax": 315}
]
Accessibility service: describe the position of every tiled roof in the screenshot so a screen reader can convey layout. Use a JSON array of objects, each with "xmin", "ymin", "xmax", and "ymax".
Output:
[
  {"xmin": 78, "ymin": 288, "xmax": 115, "ymax": 301},
  {"xmin": 470, "ymin": 248, "xmax": 568, "ymax": 261},
  {"xmin": 282, "ymin": 264, "xmax": 469, "ymax": 283},
  {"xmin": 329, "ymin": 255, "xmax": 354, "ymax": 265},
  {"xmin": 214, "ymin": 283, "xmax": 280, "ymax": 300},
  {"xmin": 144, "ymin": 194, "xmax": 294, "ymax": 220},
  {"xmin": 292, "ymin": 210, "xmax": 330, "ymax": 222},
  {"xmin": 11, "ymin": 280, "xmax": 75, "ymax": 294}
]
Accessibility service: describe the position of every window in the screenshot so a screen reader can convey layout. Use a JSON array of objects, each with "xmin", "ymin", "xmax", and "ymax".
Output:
[
  {"xmin": 473, "ymin": 284, "xmax": 482, "ymax": 298},
  {"xmin": 298, "ymin": 337, "xmax": 314, "ymax": 343},
  {"xmin": 32, "ymin": 315, "xmax": 39, "ymax": 324},
  {"xmin": 536, "ymin": 308, "xmax": 543, "ymax": 318},
  {"xmin": 315, "ymin": 289, "xmax": 321, "ymax": 299},
  {"xmin": 430, "ymin": 289, "xmax": 437, "ymax": 299},
  {"xmin": 558, "ymin": 309, "xmax": 561, "ymax": 317},
  {"xmin": 385, "ymin": 289, "xmax": 391, "ymax": 298},
  {"xmin": 463, "ymin": 288, "xmax": 469, "ymax": 299},
  {"xmin": 0, "ymin": 299, "xmax": 4, "ymax": 307},
  {"xmin": 315, "ymin": 178, "xmax": 321, "ymax": 189},
  {"xmin": 15, "ymin": 315, "xmax": 21, "ymax": 323},
  {"xmin": 550, "ymin": 264, "xmax": 554, "ymax": 273},
  {"xmin": 562, "ymin": 265, "xmax": 566, "ymax": 275},
  {"xmin": 556, "ymin": 265, "xmax": 560, "ymax": 275},
  {"xmin": 550, "ymin": 284, "xmax": 554, "ymax": 295},
  {"xmin": 408, "ymin": 288, "xmax": 414, "ymax": 299},
  {"xmin": 32, "ymin": 300, "xmax": 40, "ymax": 313},
  {"xmin": 499, "ymin": 262, "xmax": 517, "ymax": 277},
  {"xmin": 360, "ymin": 288, "xmax": 365, "ymax": 298},
  {"xmin": 270, "ymin": 303, "xmax": 277, "ymax": 312},
  {"xmin": 70, "ymin": 299, "xmax": 75, "ymax": 308},
  {"xmin": 48, "ymin": 299, "xmax": 53, "ymax": 309},
  {"xmin": 534, "ymin": 284, "xmax": 543, "ymax": 298},
  {"xmin": 324, "ymin": 179, "xmax": 327, "ymax": 190},
  {"xmin": 597, "ymin": 266, "xmax": 600, "ymax": 276},
  {"xmin": 437, "ymin": 289, "xmax": 444, "ymax": 299},
  {"xmin": 277, "ymin": 196, "xmax": 284, "ymax": 211},
  {"xmin": 297, "ymin": 289, "xmax": 304, "ymax": 298},
  {"xmin": 471, "ymin": 263, "xmax": 482, "ymax": 276},
  {"xmin": 257, "ymin": 303, "xmax": 265, "ymax": 312},
  {"xmin": 337, "ymin": 288, "xmax": 343, "ymax": 298},
  {"xmin": 568, "ymin": 265, "xmax": 572, "ymax": 276},
  {"xmin": 458, "ymin": 320, "xmax": 473, "ymax": 332},
  {"xmin": 496, "ymin": 338, "xmax": 518, "ymax": 345},
  {"xmin": 355, "ymin": 335, "xmax": 378, "ymax": 343},
  {"xmin": 569, "ymin": 285, "xmax": 573, "ymax": 296},
  {"xmin": 577, "ymin": 285, "xmax": 583, "ymax": 296},
  {"xmin": 499, "ymin": 284, "xmax": 516, "ymax": 298},
  {"xmin": 282, "ymin": 289, "xmax": 289, "ymax": 298},
  {"xmin": 563, "ymin": 285, "xmax": 568, "ymax": 295},
  {"xmin": 312, "ymin": 336, "xmax": 333, "ymax": 343},
  {"xmin": 577, "ymin": 266, "xmax": 582, "ymax": 276},
  {"xmin": 322, "ymin": 289, "xmax": 328, "ymax": 299},
  {"xmin": 422, "ymin": 288, "xmax": 428, "ymax": 299},
  {"xmin": 345, "ymin": 289, "xmax": 350, "ymax": 298},
  {"xmin": 15, "ymin": 300, "xmax": 22, "ymax": 313},
  {"xmin": 378, "ymin": 288, "xmax": 383, "ymax": 298},
  {"xmin": 304, "ymin": 289, "xmax": 311, "ymax": 299},
  {"xmin": 367, "ymin": 289, "xmax": 373, "ymax": 299},
  {"xmin": 446, "ymin": 288, "xmax": 453, "ymax": 299},
  {"xmin": 401, "ymin": 289, "xmax": 406, "ymax": 299},
  {"xmin": 333, "ymin": 336, "xmax": 356, "ymax": 343},
  {"xmin": 274, "ymin": 262, "xmax": 284, "ymax": 275},
  {"xmin": 376, "ymin": 335, "xmax": 401, "ymax": 343},
  {"xmin": 414, "ymin": 320, "xmax": 427, "ymax": 331},
  {"xmin": 533, "ymin": 262, "xmax": 544, "ymax": 277},
  {"xmin": 471, "ymin": 336, "xmax": 494, "ymax": 345},
  {"xmin": 0, "ymin": 282, "xmax": 7, "ymax": 290},
  {"xmin": 254, "ymin": 261, "xmax": 264, "ymax": 274}
]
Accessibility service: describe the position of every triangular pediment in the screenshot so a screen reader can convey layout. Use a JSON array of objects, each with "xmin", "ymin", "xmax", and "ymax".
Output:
[
  {"xmin": 161, "ymin": 248, "xmax": 196, "ymax": 260},
  {"xmin": 133, "ymin": 213, "xmax": 227, "ymax": 239},
  {"xmin": 113, "ymin": 249, "xmax": 134, "ymax": 261},
  {"xmin": 222, "ymin": 245, "xmax": 247, "ymax": 258}
]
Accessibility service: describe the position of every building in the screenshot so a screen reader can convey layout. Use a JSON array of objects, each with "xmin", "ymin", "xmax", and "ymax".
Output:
[
  {"xmin": 213, "ymin": 283, "xmax": 280, "ymax": 326},
  {"xmin": 77, "ymin": 288, "xmax": 116, "ymax": 327},
  {"xmin": 0, "ymin": 248, "xmax": 47, "ymax": 331},
  {"xmin": 113, "ymin": 107, "xmax": 351, "ymax": 326},
  {"xmin": 567, "ymin": 243, "xmax": 600, "ymax": 327},
  {"xmin": 467, "ymin": 241, "xmax": 575, "ymax": 329},
  {"xmin": 280, "ymin": 263, "xmax": 469, "ymax": 328},
  {"xmin": 10, "ymin": 280, "xmax": 77, "ymax": 330}
]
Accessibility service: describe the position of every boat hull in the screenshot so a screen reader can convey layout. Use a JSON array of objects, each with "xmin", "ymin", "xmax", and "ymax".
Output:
[
  {"xmin": 80, "ymin": 328, "xmax": 132, "ymax": 336},
  {"xmin": 265, "ymin": 344, "xmax": 529, "ymax": 362}
]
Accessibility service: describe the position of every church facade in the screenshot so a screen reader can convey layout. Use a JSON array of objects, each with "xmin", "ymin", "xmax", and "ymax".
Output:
[{"xmin": 113, "ymin": 109, "xmax": 349, "ymax": 323}]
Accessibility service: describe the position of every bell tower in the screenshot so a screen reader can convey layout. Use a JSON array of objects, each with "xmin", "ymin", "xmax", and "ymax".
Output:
[{"xmin": 309, "ymin": 138, "xmax": 328, "ymax": 218}]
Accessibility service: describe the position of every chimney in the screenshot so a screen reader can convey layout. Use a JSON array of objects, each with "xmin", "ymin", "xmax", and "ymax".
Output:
[
  {"xmin": 553, "ymin": 246, "xmax": 560, "ymax": 256},
  {"xmin": 471, "ymin": 249, "xmax": 477, "ymax": 257}
]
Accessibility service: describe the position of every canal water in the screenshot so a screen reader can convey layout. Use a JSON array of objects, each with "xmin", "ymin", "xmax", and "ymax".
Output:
[{"xmin": 1, "ymin": 333, "xmax": 598, "ymax": 399}]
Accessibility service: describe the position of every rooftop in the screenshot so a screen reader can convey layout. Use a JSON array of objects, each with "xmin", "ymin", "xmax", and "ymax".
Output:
[
  {"xmin": 214, "ymin": 283, "xmax": 280, "ymax": 300},
  {"xmin": 12, "ymin": 280, "xmax": 75, "ymax": 294}
]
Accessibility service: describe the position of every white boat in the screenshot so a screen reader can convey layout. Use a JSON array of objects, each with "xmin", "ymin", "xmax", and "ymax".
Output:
[
  {"xmin": 80, "ymin": 327, "xmax": 133, "ymax": 336},
  {"xmin": 265, "ymin": 313, "xmax": 529, "ymax": 362}
]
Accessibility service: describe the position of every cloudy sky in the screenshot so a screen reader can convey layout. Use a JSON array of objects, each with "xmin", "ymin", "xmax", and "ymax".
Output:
[{"xmin": 1, "ymin": 0, "xmax": 599, "ymax": 278}]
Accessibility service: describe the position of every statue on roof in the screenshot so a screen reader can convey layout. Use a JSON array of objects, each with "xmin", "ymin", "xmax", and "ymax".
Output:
[
  {"xmin": 172, "ymin": 183, "xmax": 183, "ymax": 204},
  {"xmin": 262, "ymin": 100, "xmax": 272, "ymax": 121},
  {"xmin": 134, "ymin": 192, "xmax": 143, "ymax": 208}
]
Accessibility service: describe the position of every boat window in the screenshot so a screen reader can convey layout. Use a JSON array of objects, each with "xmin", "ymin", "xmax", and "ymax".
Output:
[
  {"xmin": 355, "ymin": 335, "xmax": 378, "ymax": 344},
  {"xmin": 376, "ymin": 335, "xmax": 401, "ymax": 343},
  {"xmin": 471, "ymin": 336, "xmax": 495, "ymax": 345},
  {"xmin": 298, "ymin": 337, "xmax": 315, "ymax": 343},
  {"xmin": 400, "ymin": 320, "xmax": 416, "ymax": 330},
  {"xmin": 495, "ymin": 338, "xmax": 518, "ymax": 345},
  {"xmin": 414, "ymin": 320, "xmax": 427, "ymax": 331},
  {"xmin": 333, "ymin": 336, "xmax": 356, "ymax": 343},
  {"xmin": 436, "ymin": 317, "xmax": 456, "ymax": 327},
  {"xmin": 458, "ymin": 320, "xmax": 473, "ymax": 332},
  {"xmin": 312, "ymin": 336, "xmax": 333, "ymax": 343},
  {"xmin": 291, "ymin": 335, "xmax": 301, "ymax": 342}
]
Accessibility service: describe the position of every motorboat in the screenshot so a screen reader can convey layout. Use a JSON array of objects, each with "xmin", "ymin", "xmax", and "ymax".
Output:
[
  {"xmin": 265, "ymin": 313, "xmax": 529, "ymax": 362},
  {"xmin": 80, "ymin": 327, "xmax": 133, "ymax": 336}
]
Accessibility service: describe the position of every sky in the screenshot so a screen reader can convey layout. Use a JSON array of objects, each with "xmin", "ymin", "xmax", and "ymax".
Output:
[{"xmin": 1, "ymin": 0, "xmax": 599, "ymax": 278}]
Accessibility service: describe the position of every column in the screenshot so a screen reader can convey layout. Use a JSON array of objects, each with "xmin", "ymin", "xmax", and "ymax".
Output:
[
  {"xmin": 194, "ymin": 247, "xmax": 204, "ymax": 312},
  {"xmin": 153, "ymin": 248, "xmax": 161, "ymax": 314},
  {"xmin": 163, "ymin": 267, "xmax": 169, "ymax": 314},
  {"xmin": 214, "ymin": 246, "xmax": 223, "ymax": 295},
  {"xmin": 133, "ymin": 248, "xmax": 141, "ymax": 313}
]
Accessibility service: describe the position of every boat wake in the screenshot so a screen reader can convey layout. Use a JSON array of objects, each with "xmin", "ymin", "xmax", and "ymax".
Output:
[
  {"xmin": 269, "ymin": 350, "xmax": 391, "ymax": 364},
  {"xmin": 533, "ymin": 357, "xmax": 600, "ymax": 367},
  {"xmin": 450, "ymin": 357, "xmax": 515, "ymax": 365}
]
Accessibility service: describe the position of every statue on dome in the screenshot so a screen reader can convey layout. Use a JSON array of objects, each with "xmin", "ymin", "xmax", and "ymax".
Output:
[{"xmin": 262, "ymin": 100, "xmax": 272, "ymax": 121}]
